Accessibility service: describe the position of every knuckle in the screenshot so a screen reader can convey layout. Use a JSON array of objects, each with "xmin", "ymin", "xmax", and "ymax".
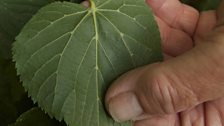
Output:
[
  {"xmin": 136, "ymin": 65, "xmax": 177, "ymax": 114},
  {"xmin": 150, "ymin": 70, "xmax": 177, "ymax": 114},
  {"xmin": 135, "ymin": 63, "xmax": 200, "ymax": 115},
  {"xmin": 139, "ymin": 65, "xmax": 198, "ymax": 114}
]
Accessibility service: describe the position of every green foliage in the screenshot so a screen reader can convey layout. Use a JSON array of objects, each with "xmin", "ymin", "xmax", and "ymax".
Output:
[
  {"xmin": 13, "ymin": 0, "xmax": 162, "ymax": 126},
  {"xmin": 0, "ymin": 0, "xmax": 82, "ymax": 59},
  {"xmin": 0, "ymin": 0, "xmax": 54, "ymax": 125},
  {"xmin": 2, "ymin": 0, "xmax": 222, "ymax": 126},
  {"xmin": 9, "ymin": 107, "xmax": 65, "ymax": 126},
  {"xmin": 181, "ymin": 0, "xmax": 221, "ymax": 11},
  {"xmin": 0, "ymin": 0, "xmax": 53, "ymax": 59},
  {"xmin": 0, "ymin": 59, "xmax": 24, "ymax": 126},
  {"xmin": 0, "ymin": 0, "xmax": 67, "ymax": 125}
]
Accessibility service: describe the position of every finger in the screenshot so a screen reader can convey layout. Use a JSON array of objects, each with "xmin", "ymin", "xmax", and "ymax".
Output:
[
  {"xmin": 194, "ymin": 11, "xmax": 217, "ymax": 43},
  {"xmin": 81, "ymin": 0, "xmax": 90, "ymax": 7},
  {"xmin": 134, "ymin": 114, "xmax": 179, "ymax": 126},
  {"xmin": 105, "ymin": 39, "xmax": 224, "ymax": 122},
  {"xmin": 205, "ymin": 97, "xmax": 224, "ymax": 126},
  {"xmin": 146, "ymin": 0, "xmax": 199, "ymax": 35},
  {"xmin": 163, "ymin": 53, "xmax": 173, "ymax": 60},
  {"xmin": 156, "ymin": 17, "xmax": 193, "ymax": 56},
  {"xmin": 195, "ymin": 1, "xmax": 224, "ymax": 44},
  {"xmin": 180, "ymin": 105, "xmax": 205, "ymax": 126}
]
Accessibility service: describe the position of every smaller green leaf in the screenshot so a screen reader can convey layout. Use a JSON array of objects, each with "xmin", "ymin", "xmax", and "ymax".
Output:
[
  {"xmin": 0, "ymin": 58, "xmax": 31, "ymax": 126},
  {"xmin": 0, "ymin": 59, "xmax": 25, "ymax": 103},
  {"xmin": 0, "ymin": 101, "xmax": 17, "ymax": 126},
  {"xmin": 9, "ymin": 107, "xmax": 65, "ymax": 126}
]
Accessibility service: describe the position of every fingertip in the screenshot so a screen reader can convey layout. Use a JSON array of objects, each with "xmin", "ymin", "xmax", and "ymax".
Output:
[
  {"xmin": 105, "ymin": 68, "xmax": 146, "ymax": 117},
  {"xmin": 180, "ymin": 4, "xmax": 199, "ymax": 35},
  {"xmin": 81, "ymin": 0, "xmax": 90, "ymax": 7},
  {"xmin": 105, "ymin": 68, "xmax": 144, "ymax": 100},
  {"xmin": 194, "ymin": 11, "xmax": 217, "ymax": 43},
  {"xmin": 145, "ymin": 0, "xmax": 165, "ymax": 11},
  {"xmin": 108, "ymin": 92, "xmax": 143, "ymax": 122}
]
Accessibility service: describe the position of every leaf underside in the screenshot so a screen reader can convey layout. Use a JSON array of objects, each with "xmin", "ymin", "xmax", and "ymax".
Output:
[{"xmin": 13, "ymin": 0, "xmax": 162, "ymax": 126}]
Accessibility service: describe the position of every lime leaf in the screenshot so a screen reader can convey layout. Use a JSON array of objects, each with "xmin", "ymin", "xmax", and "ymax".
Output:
[
  {"xmin": 13, "ymin": 0, "xmax": 162, "ymax": 126},
  {"xmin": 9, "ymin": 107, "xmax": 65, "ymax": 126},
  {"xmin": 0, "ymin": 0, "xmax": 52, "ymax": 59}
]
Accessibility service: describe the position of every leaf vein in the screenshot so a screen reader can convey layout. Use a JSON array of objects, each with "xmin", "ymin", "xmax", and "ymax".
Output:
[
  {"xmin": 79, "ymin": 70, "xmax": 95, "ymax": 126},
  {"xmin": 29, "ymin": 54, "xmax": 60, "ymax": 83},
  {"xmin": 36, "ymin": 72, "xmax": 57, "ymax": 101},
  {"xmin": 97, "ymin": 0, "xmax": 113, "ymax": 8},
  {"xmin": 23, "ymin": 32, "xmax": 70, "ymax": 70},
  {"xmin": 97, "ymin": 12, "xmax": 135, "ymax": 67},
  {"xmin": 61, "ymin": 36, "xmax": 95, "ymax": 120},
  {"xmin": 98, "ymin": 9, "xmax": 147, "ymax": 30},
  {"xmin": 98, "ymin": 41, "xmax": 118, "ymax": 74},
  {"xmin": 20, "ymin": 10, "xmax": 87, "ymax": 50},
  {"xmin": 53, "ymin": 11, "xmax": 91, "ymax": 118}
]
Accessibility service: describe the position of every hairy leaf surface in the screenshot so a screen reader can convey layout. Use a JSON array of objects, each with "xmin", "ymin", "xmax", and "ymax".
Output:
[{"xmin": 13, "ymin": 0, "xmax": 162, "ymax": 126}]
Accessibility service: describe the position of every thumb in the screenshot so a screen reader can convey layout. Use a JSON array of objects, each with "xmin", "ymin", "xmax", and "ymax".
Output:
[
  {"xmin": 105, "ymin": 1, "xmax": 224, "ymax": 123},
  {"xmin": 106, "ymin": 43, "xmax": 224, "ymax": 122}
]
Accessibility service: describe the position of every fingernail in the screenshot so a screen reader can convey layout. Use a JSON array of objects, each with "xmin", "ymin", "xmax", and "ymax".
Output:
[{"xmin": 108, "ymin": 92, "xmax": 143, "ymax": 122}]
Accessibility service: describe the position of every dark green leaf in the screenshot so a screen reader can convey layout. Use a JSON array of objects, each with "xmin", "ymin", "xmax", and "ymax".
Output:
[
  {"xmin": 181, "ymin": 0, "xmax": 221, "ymax": 11},
  {"xmin": 0, "ymin": 101, "xmax": 17, "ymax": 126},
  {"xmin": 0, "ymin": 59, "xmax": 26, "ymax": 126},
  {"xmin": 0, "ymin": 0, "xmax": 52, "ymax": 59},
  {"xmin": 9, "ymin": 107, "xmax": 65, "ymax": 126},
  {"xmin": 56, "ymin": 0, "xmax": 84, "ymax": 3},
  {"xmin": 13, "ymin": 0, "xmax": 163, "ymax": 126},
  {"xmin": 70, "ymin": 0, "xmax": 84, "ymax": 3}
]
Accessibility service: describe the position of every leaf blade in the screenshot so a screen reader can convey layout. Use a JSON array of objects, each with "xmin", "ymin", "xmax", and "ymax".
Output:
[{"xmin": 13, "ymin": 0, "xmax": 162, "ymax": 126}]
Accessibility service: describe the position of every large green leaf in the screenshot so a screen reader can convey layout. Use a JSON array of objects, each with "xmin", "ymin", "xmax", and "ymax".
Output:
[
  {"xmin": 13, "ymin": 0, "xmax": 162, "ymax": 126},
  {"xmin": 9, "ymin": 107, "xmax": 65, "ymax": 126},
  {"xmin": 0, "ymin": 0, "xmax": 52, "ymax": 59}
]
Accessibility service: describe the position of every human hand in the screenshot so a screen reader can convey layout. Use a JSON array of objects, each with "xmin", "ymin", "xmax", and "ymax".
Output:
[{"xmin": 105, "ymin": 0, "xmax": 224, "ymax": 125}]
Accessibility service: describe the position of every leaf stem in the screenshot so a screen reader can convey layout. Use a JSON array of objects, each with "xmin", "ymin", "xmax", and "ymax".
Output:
[{"xmin": 89, "ymin": 0, "xmax": 96, "ymax": 10}]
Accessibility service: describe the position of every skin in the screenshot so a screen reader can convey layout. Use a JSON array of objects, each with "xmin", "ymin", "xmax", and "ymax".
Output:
[
  {"xmin": 82, "ymin": 0, "xmax": 224, "ymax": 125},
  {"xmin": 103, "ymin": 0, "xmax": 224, "ymax": 126}
]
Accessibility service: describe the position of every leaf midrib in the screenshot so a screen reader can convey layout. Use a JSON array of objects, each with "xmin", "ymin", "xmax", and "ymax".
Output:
[{"xmin": 90, "ymin": 1, "xmax": 100, "ymax": 125}]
